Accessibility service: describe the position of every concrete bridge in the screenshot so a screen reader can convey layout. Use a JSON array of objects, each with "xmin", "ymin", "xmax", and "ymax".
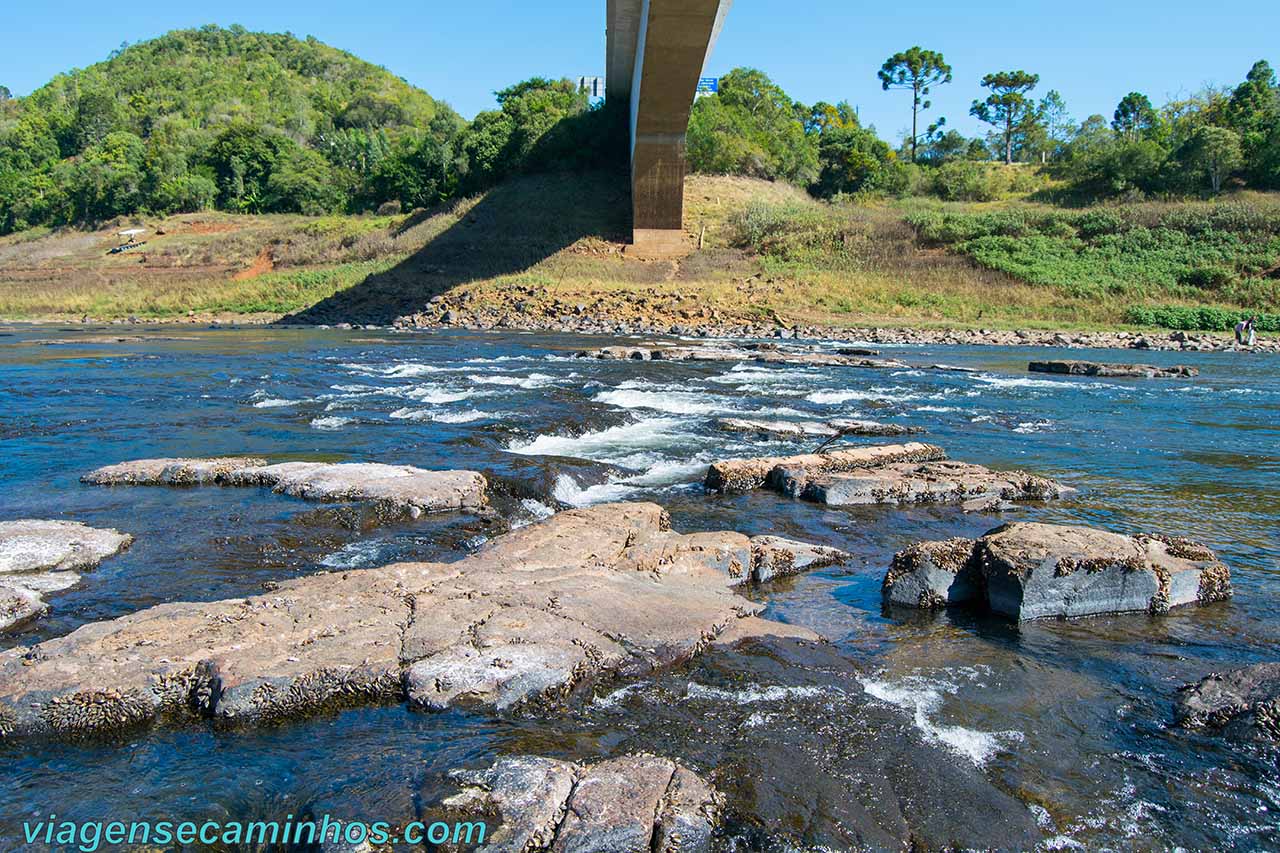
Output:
[{"xmin": 606, "ymin": 0, "xmax": 732, "ymax": 255}]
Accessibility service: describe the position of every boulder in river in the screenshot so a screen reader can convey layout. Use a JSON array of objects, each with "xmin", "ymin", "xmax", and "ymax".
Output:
[
  {"xmin": 442, "ymin": 754, "xmax": 721, "ymax": 853},
  {"xmin": 83, "ymin": 457, "xmax": 487, "ymax": 517},
  {"xmin": 705, "ymin": 442, "xmax": 945, "ymax": 493},
  {"xmin": 883, "ymin": 522, "xmax": 1232, "ymax": 620},
  {"xmin": 0, "ymin": 502, "xmax": 844, "ymax": 741},
  {"xmin": 1029, "ymin": 360, "xmax": 1199, "ymax": 379},
  {"xmin": 0, "ymin": 520, "xmax": 133, "ymax": 631},
  {"xmin": 1176, "ymin": 662, "xmax": 1280, "ymax": 741}
]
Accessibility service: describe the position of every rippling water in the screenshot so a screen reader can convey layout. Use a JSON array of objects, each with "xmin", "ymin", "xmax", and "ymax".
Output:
[{"xmin": 1, "ymin": 326, "xmax": 1278, "ymax": 850}]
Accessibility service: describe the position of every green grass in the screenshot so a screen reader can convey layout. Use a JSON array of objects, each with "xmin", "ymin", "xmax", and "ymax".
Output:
[{"xmin": 905, "ymin": 199, "xmax": 1280, "ymax": 307}]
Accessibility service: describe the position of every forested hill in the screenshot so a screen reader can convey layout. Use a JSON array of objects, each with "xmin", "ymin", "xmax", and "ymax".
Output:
[{"xmin": 0, "ymin": 26, "xmax": 466, "ymax": 230}]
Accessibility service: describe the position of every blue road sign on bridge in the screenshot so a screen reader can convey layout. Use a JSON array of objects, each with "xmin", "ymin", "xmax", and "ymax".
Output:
[{"xmin": 696, "ymin": 77, "xmax": 719, "ymax": 95}]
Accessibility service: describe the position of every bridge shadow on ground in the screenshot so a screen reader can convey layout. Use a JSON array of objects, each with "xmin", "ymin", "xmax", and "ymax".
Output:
[{"xmin": 282, "ymin": 170, "xmax": 632, "ymax": 326}]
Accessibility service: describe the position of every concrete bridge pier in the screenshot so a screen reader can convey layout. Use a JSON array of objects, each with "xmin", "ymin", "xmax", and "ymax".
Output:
[{"xmin": 607, "ymin": 0, "xmax": 732, "ymax": 257}]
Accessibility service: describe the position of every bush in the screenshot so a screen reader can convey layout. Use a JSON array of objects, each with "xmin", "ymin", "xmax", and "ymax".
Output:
[
  {"xmin": 1124, "ymin": 304, "xmax": 1280, "ymax": 331},
  {"xmin": 931, "ymin": 161, "xmax": 996, "ymax": 202}
]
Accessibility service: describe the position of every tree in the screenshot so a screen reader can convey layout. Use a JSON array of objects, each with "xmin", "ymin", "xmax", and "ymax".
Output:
[
  {"xmin": 686, "ymin": 68, "xmax": 818, "ymax": 185},
  {"xmin": 1112, "ymin": 92, "xmax": 1158, "ymax": 141},
  {"xmin": 805, "ymin": 101, "xmax": 858, "ymax": 135},
  {"xmin": 1179, "ymin": 126, "xmax": 1243, "ymax": 193},
  {"xmin": 970, "ymin": 71, "xmax": 1039, "ymax": 164},
  {"xmin": 0, "ymin": 85, "xmax": 10, "ymax": 102},
  {"xmin": 1226, "ymin": 60, "xmax": 1278, "ymax": 134},
  {"xmin": 1225, "ymin": 60, "xmax": 1280, "ymax": 187},
  {"xmin": 918, "ymin": 129, "xmax": 970, "ymax": 164},
  {"xmin": 811, "ymin": 124, "xmax": 898, "ymax": 197},
  {"xmin": 878, "ymin": 47, "xmax": 952, "ymax": 162},
  {"xmin": 206, "ymin": 122, "xmax": 292, "ymax": 212},
  {"xmin": 1037, "ymin": 90, "xmax": 1074, "ymax": 160}
]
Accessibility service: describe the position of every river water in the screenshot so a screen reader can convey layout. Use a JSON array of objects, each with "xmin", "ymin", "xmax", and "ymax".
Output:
[{"xmin": 1, "ymin": 326, "xmax": 1277, "ymax": 851}]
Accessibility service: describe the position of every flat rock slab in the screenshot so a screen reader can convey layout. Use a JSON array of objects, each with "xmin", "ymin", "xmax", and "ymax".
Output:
[
  {"xmin": 1029, "ymin": 360, "xmax": 1199, "ymax": 379},
  {"xmin": 1176, "ymin": 662, "xmax": 1280, "ymax": 741},
  {"xmin": 0, "ymin": 502, "xmax": 842, "ymax": 741},
  {"xmin": 83, "ymin": 457, "xmax": 487, "ymax": 517},
  {"xmin": 443, "ymin": 754, "xmax": 720, "ymax": 853},
  {"xmin": 883, "ymin": 522, "xmax": 1232, "ymax": 620},
  {"xmin": 717, "ymin": 417, "xmax": 923, "ymax": 439},
  {"xmin": 0, "ymin": 520, "xmax": 133, "ymax": 632},
  {"xmin": 780, "ymin": 460, "xmax": 1069, "ymax": 508},
  {"xmin": 705, "ymin": 442, "xmax": 946, "ymax": 493},
  {"xmin": 0, "ymin": 519, "xmax": 133, "ymax": 575}
]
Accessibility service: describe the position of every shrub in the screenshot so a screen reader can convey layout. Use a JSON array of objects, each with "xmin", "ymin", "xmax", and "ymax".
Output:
[{"xmin": 1124, "ymin": 304, "xmax": 1280, "ymax": 331}]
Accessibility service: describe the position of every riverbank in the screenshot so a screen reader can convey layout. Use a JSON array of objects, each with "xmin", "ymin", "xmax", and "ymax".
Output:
[
  {"xmin": 11, "ymin": 313, "xmax": 1275, "ymax": 354},
  {"xmin": 3, "ymin": 174, "xmax": 1277, "ymax": 349}
]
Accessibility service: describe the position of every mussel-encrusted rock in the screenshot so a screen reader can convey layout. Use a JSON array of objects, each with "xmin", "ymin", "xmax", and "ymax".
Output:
[{"xmin": 1176, "ymin": 662, "xmax": 1280, "ymax": 741}]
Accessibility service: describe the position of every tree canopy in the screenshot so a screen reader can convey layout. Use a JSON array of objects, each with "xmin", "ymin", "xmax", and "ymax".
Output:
[
  {"xmin": 0, "ymin": 26, "xmax": 625, "ymax": 233},
  {"xmin": 878, "ymin": 47, "xmax": 952, "ymax": 162},
  {"xmin": 970, "ymin": 71, "xmax": 1040, "ymax": 164}
]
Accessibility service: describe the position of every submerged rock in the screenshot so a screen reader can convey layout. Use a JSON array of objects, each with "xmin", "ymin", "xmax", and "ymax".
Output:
[
  {"xmin": 0, "ymin": 503, "xmax": 844, "ymax": 741},
  {"xmin": 83, "ymin": 457, "xmax": 487, "ymax": 516},
  {"xmin": 883, "ymin": 522, "xmax": 1232, "ymax": 620},
  {"xmin": 1028, "ymin": 360, "xmax": 1199, "ymax": 379},
  {"xmin": 705, "ymin": 442, "xmax": 946, "ymax": 493},
  {"xmin": 0, "ymin": 520, "xmax": 133, "ymax": 631},
  {"xmin": 580, "ymin": 637, "xmax": 1044, "ymax": 851},
  {"xmin": 716, "ymin": 417, "xmax": 923, "ymax": 439},
  {"xmin": 1176, "ymin": 663, "xmax": 1280, "ymax": 741},
  {"xmin": 781, "ymin": 460, "xmax": 1069, "ymax": 508},
  {"xmin": 442, "ymin": 754, "xmax": 721, "ymax": 853}
]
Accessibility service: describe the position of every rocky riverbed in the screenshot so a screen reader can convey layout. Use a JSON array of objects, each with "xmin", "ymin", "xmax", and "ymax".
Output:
[{"xmin": 380, "ymin": 300, "xmax": 1280, "ymax": 353}]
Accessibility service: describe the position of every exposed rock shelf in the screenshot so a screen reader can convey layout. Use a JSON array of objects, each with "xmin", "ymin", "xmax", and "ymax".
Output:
[
  {"xmin": 0, "ymin": 520, "xmax": 133, "ymax": 632},
  {"xmin": 575, "ymin": 343, "xmax": 907, "ymax": 369},
  {"xmin": 717, "ymin": 417, "xmax": 924, "ymax": 439},
  {"xmin": 1029, "ymin": 359, "xmax": 1199, "ymax": 379},
  {"xmin": 705, "ymin": 442, "xmax": 946, "ymax": 493},
  {"xmin": 705, "ymin": 443, "xmax": 1067, "ymax": 513},
  {"xmin": 1176, "ymin": 663, "xmax": 1280, "ymax": 741},
  {"xmin": 773, "ymin": 460, "xmax": 1068, "ymax": 508},
  {"xmin": 0, "ymin": 503, "xmax": 844, "ymax": 741},
  {"xmin": 883, "ymin": 522, "xmax": 1232, "ymax": 619},
  {"xmin": 442, "ymin": 754, "xmax": 720, "ymax": 853},
  {"xmin": 82, "ymin": 457, "xmax": 488, "ymax": 517}
]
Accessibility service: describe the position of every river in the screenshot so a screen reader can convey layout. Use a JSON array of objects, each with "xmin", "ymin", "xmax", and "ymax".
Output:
[{"xmin": 1, "ymin": 326, "xmax": 1277, "ymax": 850}]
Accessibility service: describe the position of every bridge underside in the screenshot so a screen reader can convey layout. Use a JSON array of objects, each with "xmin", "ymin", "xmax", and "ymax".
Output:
[{"xmin": 607, "ymin": 0, "xmax": 731, "ymax": 256}]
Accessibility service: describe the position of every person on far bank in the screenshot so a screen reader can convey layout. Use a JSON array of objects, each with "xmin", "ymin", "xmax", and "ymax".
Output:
[{"xmin": 1235, "ymin": 316, "xmax": 1257, "ymax": 347}]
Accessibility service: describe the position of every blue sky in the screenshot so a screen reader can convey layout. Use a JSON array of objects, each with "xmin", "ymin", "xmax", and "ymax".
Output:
[{"xmin": 2, "ymin": 0, "xmax": 1277, "ymax": 141}]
